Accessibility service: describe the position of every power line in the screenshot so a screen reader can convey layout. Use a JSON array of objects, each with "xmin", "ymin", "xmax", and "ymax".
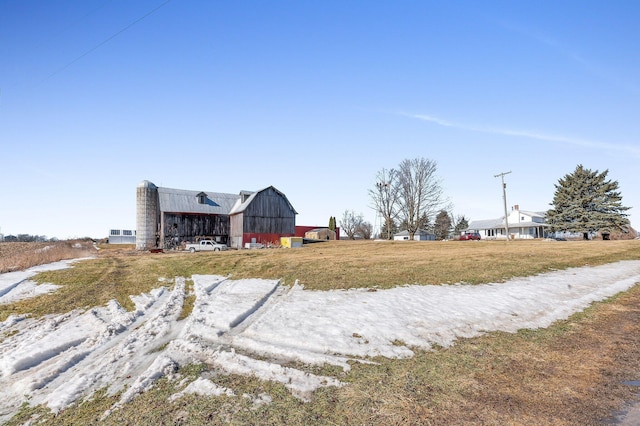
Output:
[
  {"xmin": 40, "ymin": 0, "xmax": 173, "ymax": 84},
  {"xmin": 494, "ymin": 171, "xmax": 512, "ymax": 242}
]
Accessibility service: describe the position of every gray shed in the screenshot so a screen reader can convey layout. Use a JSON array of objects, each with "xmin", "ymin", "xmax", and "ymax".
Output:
[{"xmin": 393, "ymin": 229, "xmax": 436, "ymax": 241}]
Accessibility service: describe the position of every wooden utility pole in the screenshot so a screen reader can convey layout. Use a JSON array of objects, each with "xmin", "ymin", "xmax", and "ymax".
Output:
[
  {"xmin": 377, "ymin": 181, "xmax": 391, "ymax": 240},
  {"xmin": 494, "ymin": 171, "xmax": 512, "ymax": 241}
]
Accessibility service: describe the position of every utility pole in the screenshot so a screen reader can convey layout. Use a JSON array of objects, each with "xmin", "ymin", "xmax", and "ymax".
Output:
[
  {"xmin": 494, "ymin": 171, "xmax": 512, "ymax": 242},
  {"xmin": 377, "ymin": 181, "xmax": 391, "ymax": 240}
]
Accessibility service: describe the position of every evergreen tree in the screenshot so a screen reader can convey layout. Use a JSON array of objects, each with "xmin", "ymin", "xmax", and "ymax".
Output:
[
  {"xmin": 452, "ymin": 215, "xmax": 469, "ymax": 237},
  {"xmin": 418, "ymin": 213, "xmax": 430, "ymax": 232},
  {"xmin": 379, "ymin": 218, "xmax": 398, "ymax": 239},
  {"xmin": 328, "ymin": 216, "xmax": 336, "ymax": 231},
  {"xmin": 434, "ymin": 210, "xmax": 452, "ymax": 240},
  {"xmin": 547, "ymin": 164, "xmax": 630, "ymax": 240}
]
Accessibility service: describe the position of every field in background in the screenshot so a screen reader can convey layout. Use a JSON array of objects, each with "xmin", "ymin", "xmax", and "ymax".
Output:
[
  {"xmin": 4, "ymin": 239, "xmax": 640, "ymax": 322},
  {"xmin": 2, "ymin": 239, "xmax": 640, "ymax": 425},
  {"xmin": 0, "ymin": 240, "xmax": 97, "ymax": 274}
]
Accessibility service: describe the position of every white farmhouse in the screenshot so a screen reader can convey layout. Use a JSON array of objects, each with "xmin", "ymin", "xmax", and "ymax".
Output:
[{"xmin": 467, "ymin": 205, "xmax": 549, "ymax": 240}]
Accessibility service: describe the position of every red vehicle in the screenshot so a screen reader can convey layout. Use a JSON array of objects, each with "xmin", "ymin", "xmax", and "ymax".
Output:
[{"xmin": 459, "ymin": 232, "xmax": 481, "ymax": 241}]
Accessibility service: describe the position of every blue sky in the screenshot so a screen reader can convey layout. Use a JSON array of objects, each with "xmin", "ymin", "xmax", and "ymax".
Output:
[{"xmin": 1, "ymin": 1, "xmax": 638, "ymax": 239}]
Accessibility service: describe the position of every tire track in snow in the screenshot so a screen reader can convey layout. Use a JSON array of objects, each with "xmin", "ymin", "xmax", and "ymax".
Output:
[
  {"xmin": 5, "ymin": 260, "xmax": 638, "ymax": 422},
  {"xmin": 45, "ymin": 279, "xmax": 186, "ymax": 413},
  {"xmin": 165, "ymin": 275, "xmax": 343, "ymax": 404},
  {"xmin": 180, "ymin": 275, "xmax": 283, "ymax": 342},
  {"xmin": 0, "ymin": 279, "xmax": 185, "ymax": 421}
]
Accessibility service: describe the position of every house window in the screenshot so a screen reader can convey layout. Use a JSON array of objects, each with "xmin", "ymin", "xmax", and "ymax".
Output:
[
  {"xmin": 110, "ymin": 230, "xmax": 120, "ymax": 236},
  {"xmin": 196, "ymin": 192, "xmax": 207, "ymax": 204},
  {"xmin": 123, "ymin": 230, "xmax": 132, "ymax": 236}
]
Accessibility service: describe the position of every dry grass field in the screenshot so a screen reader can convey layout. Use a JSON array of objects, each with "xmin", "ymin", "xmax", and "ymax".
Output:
[
  {"xmin": 2, "ymin": 239, "xmax": 640, "ymax": 425},
  {"xmin": 0, "ymin": 240, "xmax": 96, "ymax": 274}
]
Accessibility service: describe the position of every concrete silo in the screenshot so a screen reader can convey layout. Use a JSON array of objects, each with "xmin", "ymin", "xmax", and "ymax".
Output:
[{"xmin": 136, "ymin": 180, "xmax": 159, "ymax": 250}]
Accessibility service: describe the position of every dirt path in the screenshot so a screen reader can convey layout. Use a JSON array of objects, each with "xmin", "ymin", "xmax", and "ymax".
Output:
[{"xmin": 464, "ymin": 284, "xmax": 640, "ymax": 425}]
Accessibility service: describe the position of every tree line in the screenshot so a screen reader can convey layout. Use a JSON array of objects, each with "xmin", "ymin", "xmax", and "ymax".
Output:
[
  {"xmin": 1, "ymin": 234, "xmax": 55, "ymax": 242},
  {"xmin": 339, "ymin": 157, "xmax": 468, "ymax": 240},
  {"xmin": 337, "ymin": 159, "xmax": 631, "ymax": 241}
]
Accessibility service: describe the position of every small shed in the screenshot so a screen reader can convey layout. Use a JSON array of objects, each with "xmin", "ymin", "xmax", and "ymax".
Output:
[
  {"xmin": 108, "ymin": 229, "xmax": 136, "ymax": 244},
  {"xmin": 281, "ymin": 236, "xmax": 303, "ymax": 248},
  {"xmin": 304, "ymin": 228, "xmax": 336, "ymax": 241},
  {"xmin": 393, "ymin": 229, "xmax": 436, "ymax": 241}
]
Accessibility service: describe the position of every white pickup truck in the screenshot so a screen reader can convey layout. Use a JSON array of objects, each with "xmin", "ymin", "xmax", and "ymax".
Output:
[{"xmin": 185, "ymin": 240, "xmax": 228, "ymax": 252}]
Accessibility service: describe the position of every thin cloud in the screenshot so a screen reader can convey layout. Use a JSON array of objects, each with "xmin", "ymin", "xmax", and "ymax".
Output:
[
  {"xmin": 497, "ymin": 20, "xmax": 561, "ymax": 50},
  {"xmin": 403, "ymin": 112, "xmax": 640, "ymax": 158},
  {"xmin": 497, "ymin": 20, "xmax": 640, "ymax": 95},
  {"xmin": 408, "ymin": 114, "xmax": 455, "ymax": 128}
]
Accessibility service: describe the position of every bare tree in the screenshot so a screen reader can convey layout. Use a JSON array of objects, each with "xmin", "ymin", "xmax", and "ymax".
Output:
[
  {"xmin": 368, "ymin": 168, "xmax": 400, "ymax": 240},
  {"xmin": 355, "ymin": 221, "xmax": 373, "ymax": 240},
  {"xmin": 397, "ymin": 157, "xmax": 446, "ymax": 240},
  {"xmin": 339, "ymin": 210, "xmax": 364, "ymax": 240}
]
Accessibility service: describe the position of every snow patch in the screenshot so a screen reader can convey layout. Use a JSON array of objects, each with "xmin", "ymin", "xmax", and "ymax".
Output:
[
  {"xmin": 169, "ymin": 377, "xmax": 235, "ymax": 401},
  {"xmin": 1, "ymin": 260, "xmax": 640, "ymax": 423}
]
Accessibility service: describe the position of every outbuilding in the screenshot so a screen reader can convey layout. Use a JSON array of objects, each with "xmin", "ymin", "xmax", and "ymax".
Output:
[
  {"xmin": 304, "ymin": 228, "xmax": 337, "ymax": 241},
  {"xmin": 393, "ymin": 229, "xmax": 436, "ymax": 241}
]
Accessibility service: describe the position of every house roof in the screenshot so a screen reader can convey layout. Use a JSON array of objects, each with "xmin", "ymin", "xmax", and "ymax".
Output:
[
  {"xmin": 519, "ymin": 210, "xmax": 546, "ymax": 218},
  {"xmin": 468, "ymin": 208, "xmax": 548, "ymax": 230},
  {"xmin": 468, "ymin": 219, "xmax": 549, "ymax": 230},
  {"xmin": 467, "ymin": 219, "xmax": 504, "ymax": 230},
  {"xmin": 515, "ymin": 221, "xmax": 550, "ymax": 228},
  {"xmin": 157, "ymin": 187, "xmax": 240, "ymax": 215}
]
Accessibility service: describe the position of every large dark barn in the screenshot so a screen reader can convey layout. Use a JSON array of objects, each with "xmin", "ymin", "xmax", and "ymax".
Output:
[{"xmin": 136, "ymin": 181, "xmax": 296, "ymax": 250}]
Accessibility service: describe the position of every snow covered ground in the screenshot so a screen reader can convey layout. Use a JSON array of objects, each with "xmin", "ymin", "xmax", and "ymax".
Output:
[{"xmin": 2, "ymin": 259, "xmax": 640, "ymax": 422}]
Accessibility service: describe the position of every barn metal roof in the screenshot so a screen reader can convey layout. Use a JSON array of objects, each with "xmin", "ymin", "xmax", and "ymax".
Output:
[
  {"xmin": 157, "ymin": 187, "xmax": 240, "ymax": 215},
  {"xmin": 228, "ymin": 186, "xmax": 298, "ymax": 215}
]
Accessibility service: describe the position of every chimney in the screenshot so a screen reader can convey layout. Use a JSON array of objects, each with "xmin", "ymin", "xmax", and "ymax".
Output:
[{"xmin": 513, "ymin": 204, "xmax": 519, "ymax": 211}]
